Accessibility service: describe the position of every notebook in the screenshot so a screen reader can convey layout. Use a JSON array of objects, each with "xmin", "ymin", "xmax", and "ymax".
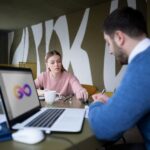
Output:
[{"xmin": 0, "ymin": 67, "xmax": 85, "ymax": 134}]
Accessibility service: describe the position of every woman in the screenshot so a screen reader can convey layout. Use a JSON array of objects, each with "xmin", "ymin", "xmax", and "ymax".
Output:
[{"xmin": 35, "ymin": 50, "xmax": 88, "ymax": 100}]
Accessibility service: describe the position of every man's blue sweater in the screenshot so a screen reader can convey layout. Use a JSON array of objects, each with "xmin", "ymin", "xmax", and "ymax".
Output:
[{"xmin": 88, "ymin": 46, "xmax": 150, "ymax": 150}]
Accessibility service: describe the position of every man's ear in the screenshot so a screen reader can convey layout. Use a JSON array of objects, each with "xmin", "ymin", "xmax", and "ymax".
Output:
[{"xmin": 114, "ymin": 30, "xmax": 125, "ymax": 46}]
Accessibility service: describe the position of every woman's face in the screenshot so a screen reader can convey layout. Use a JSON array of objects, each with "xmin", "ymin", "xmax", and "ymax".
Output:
[{"xmin": 47, "ymin": 55, "xmax": 62, "ymax": 74}]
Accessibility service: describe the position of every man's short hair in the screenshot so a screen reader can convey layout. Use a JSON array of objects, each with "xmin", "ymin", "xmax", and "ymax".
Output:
[{"xmin": 103, "ymin": 7, "xmax": 147, "ymax": 37}]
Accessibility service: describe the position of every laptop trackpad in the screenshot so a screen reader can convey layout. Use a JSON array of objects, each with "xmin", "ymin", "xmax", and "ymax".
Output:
[{"xmin": 51, "ymin": 108, "xmax": 85, "ymax": 132}]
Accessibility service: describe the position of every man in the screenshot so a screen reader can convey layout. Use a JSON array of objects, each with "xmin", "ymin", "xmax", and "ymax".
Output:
[{"xmin": 88, "ymin": 7, "xmax": 150, "ymax": 150}]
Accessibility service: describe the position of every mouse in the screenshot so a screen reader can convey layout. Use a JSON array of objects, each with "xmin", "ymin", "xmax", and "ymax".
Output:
[{"xmin": 12, "ymin": 128, "xmax": 45, "ymax": 144}]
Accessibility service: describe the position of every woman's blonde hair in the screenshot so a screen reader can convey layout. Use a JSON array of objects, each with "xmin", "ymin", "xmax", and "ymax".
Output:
[{"xmin": 45, "ymin": 50, "xmax": 65, "ymax": 72}]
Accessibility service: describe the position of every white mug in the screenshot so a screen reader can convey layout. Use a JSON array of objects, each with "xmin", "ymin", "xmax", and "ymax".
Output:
[{"xmin": 44, "ymin": 90, "xmax": 57, "ymax": 105}]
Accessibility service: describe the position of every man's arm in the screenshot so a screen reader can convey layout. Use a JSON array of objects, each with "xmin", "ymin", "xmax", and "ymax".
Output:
[{"xmin": 88, "ymin": 62, "xmax": 150, "ymax": 141}]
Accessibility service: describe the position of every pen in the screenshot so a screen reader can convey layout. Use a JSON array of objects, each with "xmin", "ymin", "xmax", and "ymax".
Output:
[
  {"xmin": 101, "ymin": 89, "xmax": 106, "ymax": 94},
  {"xmin": 63, "ymin": 94, "xmax": 74, "ymax": 102}
]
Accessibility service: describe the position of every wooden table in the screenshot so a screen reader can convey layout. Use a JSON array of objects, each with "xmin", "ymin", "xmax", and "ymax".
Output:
[{"xmin": 41, "ymin": 96, "xmax": 86, "ymax": 108}]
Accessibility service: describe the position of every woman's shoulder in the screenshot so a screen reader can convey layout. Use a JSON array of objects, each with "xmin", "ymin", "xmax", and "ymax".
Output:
[
  {"xmin": 62, "ymin": 71, "xmax": 78, "ymax": 81},
  {"xmin": 62, "ymin": 71, "xmax": 75, "ymax": 78},
  {"xmin": 37, "ymin": 71, "xmax": 49, "ymax": 78}
]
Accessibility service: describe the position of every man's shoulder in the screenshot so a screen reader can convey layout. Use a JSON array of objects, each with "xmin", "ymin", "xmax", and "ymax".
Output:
[{"xmin": 131, "ymin": 47, "xmax": 150, "ymax": 64}]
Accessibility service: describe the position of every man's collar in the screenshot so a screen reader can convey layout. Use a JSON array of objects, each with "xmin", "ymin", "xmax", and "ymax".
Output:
[{"xmin": 128, "ymin": 38, "xmax": 150, "ymax": 63}]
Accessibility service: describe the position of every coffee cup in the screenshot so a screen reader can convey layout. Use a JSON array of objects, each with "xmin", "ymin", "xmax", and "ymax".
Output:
[{"xmin": 44, "ymin": 90, "xmax": 57, "ymax": 105}]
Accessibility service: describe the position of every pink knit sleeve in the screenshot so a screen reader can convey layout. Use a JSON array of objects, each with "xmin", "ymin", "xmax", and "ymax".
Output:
[
  {"xmin": 34, "ymin": 72, "xmax": 44, "ymax": 89},
  {"xmin": 69, "ymin": 74, "xmax": 84, "ymax": 93}
]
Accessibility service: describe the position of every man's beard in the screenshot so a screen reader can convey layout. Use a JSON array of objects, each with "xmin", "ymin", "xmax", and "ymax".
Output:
[{"xmin": 114, "ymin": 47, "xmax": 128, "ymax": 65}]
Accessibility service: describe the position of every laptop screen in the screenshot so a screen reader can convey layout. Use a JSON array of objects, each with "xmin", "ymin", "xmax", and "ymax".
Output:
[{"xmin": 0, "ymin": 67, "xmax": 40, "ymax": 122}]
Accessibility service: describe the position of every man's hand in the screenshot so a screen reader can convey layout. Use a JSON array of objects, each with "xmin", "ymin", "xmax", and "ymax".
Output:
[{"xmin": 92, "ymin": 93, "xmax": 109, "ymax": 103}]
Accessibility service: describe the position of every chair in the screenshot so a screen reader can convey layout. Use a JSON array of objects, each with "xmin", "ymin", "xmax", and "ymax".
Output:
[
  {"xmin": 81, "ymin": 84, "xmax": 97, "ymax": 96},
  {"xmin": 105, "ymin": 92, "xmax": 113, "ymax": 97}
]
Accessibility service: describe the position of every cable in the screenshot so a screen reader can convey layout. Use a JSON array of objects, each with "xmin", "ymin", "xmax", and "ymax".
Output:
[{"xmin": 50, "ymin": 135, "xmax": 80, "ymax": 150}]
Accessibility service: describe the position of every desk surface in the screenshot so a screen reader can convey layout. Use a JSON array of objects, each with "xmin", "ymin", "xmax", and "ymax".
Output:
[
  {"xmin": 41, "ymin": 96, "xmax": 85, "ymax": 108},
  {"xmin": 0, "ymin": 98, "xmax": 103, "ymax": 150},
  {"xmin": 0, "ymin": 120, "xmax": 103, "ymax": 150}
]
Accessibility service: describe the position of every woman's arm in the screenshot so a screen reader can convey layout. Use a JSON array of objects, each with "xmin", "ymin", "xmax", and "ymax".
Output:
[
  {"xmin": 69, "ymin": 74, "xmax": 88, "ymax": 100},
  {"xmin": 34, "ymin": 72, "xmax": 45, "ymax": 89}
]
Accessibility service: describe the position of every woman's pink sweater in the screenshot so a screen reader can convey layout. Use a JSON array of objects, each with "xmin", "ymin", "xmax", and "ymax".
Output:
[{"xmin": 34, "ymin": 71, "xmax": 84, "ymax": 96}]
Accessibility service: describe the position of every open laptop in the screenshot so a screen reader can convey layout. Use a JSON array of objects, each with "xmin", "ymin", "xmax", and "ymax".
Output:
[{"xmin": 0, "ymin": 66, "xmax": 85, "ymax": 133}]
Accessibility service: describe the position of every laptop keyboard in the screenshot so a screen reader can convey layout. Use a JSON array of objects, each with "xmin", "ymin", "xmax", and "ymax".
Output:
[{"xmin": 25, "ymin": 109, "xmax": 65, "ymax": 128}]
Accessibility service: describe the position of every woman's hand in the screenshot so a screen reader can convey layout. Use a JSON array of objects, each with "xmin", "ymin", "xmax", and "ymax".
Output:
[
  {"xmin": 92, "ymin": 93, "xmax": 109, "ymax": 103},
  {"xmin": 76, "ymin": 88, "xmax": 88, "ymax": 100}
]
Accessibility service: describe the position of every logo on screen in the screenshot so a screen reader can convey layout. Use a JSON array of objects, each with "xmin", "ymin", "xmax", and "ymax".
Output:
[{"xmin": 14, "ymin": 84, "xmax": 32, "ymax": 99}]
